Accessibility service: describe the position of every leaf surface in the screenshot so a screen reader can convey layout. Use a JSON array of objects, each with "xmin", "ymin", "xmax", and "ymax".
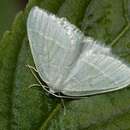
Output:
[{"xmin": 0, "ymin": 0, "xmax": 130, "ymax": 130}]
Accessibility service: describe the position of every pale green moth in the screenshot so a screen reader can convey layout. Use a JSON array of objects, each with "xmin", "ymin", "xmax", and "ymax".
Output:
[{"xmin": 27, "ymin": 6, "xmax": 130, "ymax": 98}]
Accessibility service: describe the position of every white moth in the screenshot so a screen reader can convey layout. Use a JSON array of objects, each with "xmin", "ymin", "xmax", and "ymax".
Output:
[{"xmin": 27, "ymin": 6, "xmax": 130, "ymax": 98}]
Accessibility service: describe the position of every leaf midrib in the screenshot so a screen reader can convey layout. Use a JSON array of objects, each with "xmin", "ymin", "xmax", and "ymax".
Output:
[
  {"xmin": 40, "ymin": 103, "xmax": 61, "ymax": 130},
  {"xmin": 110, "ymin": 23, "xmax": 130, "ymax": 47}
]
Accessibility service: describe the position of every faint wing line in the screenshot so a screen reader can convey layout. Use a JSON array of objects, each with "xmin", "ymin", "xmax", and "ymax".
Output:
[
  {"xmin": 28, "ymin": 29, "xmax": 71, "ymax": 50},
  {"xmin": 82, "ymin": 58, "xmax": 117, "ymax": 85}
]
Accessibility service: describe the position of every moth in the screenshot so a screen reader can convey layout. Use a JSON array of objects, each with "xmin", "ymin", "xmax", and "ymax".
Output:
[{"xmin": 27, "ymin": 6, "xmax": 130, "ymax": 98}]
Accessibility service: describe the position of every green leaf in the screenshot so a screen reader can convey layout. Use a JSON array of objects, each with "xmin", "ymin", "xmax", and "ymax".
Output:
[
  {"xmin": 0, "ymin": 0, "xmax": 23, "ymax": 39},
  {"xmin": 0, "ymin": 0, "xmax": 130, "ymax": 130}
]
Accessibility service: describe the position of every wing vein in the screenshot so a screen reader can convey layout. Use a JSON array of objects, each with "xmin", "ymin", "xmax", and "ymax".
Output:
[{"xmin": 81, "ymin": 58, "xmax": 116, "ymax": 84}]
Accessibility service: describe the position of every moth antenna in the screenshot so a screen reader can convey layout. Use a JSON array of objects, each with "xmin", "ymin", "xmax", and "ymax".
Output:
[
  {"xmin": 26, "ymin": 64, "xmax": 48, "ymax": 91},
  {"xmin": 26, "ymin": 64, "xmax": 65, "ymax": 98},
  {"xmin": 25, "ymin": 64, "xmax": 38, "ymax": 72}
]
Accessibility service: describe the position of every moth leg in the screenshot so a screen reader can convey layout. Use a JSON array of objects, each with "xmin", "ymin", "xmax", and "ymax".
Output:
[
  {"xmin": 58, "ymin": 93, "xmax": 66, "ymax": 115},
  {"xmin": 28, "ymin": 83, "xmax": 41, "ymax": 88}
]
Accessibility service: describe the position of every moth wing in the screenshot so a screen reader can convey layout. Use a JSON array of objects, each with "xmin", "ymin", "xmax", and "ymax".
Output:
[
  {"xmin": 62, "ymin": 39, "xmax": 130, "ymax": 96},
  {"xmin": 27, "ymin": 7, "xmax": 130, "ymax": 96},
  {"xmin": 27, "ymin": 7, "xmax": 84, "ymax": 91}
]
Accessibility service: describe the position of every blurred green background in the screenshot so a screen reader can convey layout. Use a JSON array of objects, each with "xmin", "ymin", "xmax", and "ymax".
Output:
[{"xmin": 0, "ymin": 0, "xmax": 27, "ymax": 40}]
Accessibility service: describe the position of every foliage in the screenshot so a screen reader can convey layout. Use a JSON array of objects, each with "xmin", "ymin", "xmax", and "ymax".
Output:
[
  {"xmin": 0, "ymin": 0, "xmax": 22, "ymax": 39},
  {"xmin": 0, "ymin": 0, "xmax": 130, "ymax": 129}
]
